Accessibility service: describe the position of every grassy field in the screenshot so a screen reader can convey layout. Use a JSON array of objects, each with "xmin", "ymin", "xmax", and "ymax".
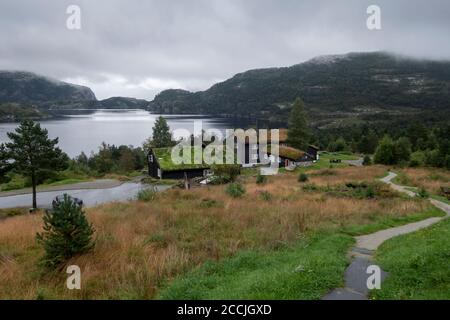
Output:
[
  {"xmin": 373, "ymin": 218, "xmax": 450, "ymax": 300},
  {"xmin": 393, "ymin": 167, "xmax": 450, "ymax": 195},
  {"xmin": 158, "ymin": 232, "xmax": 353, "ymax": 300},
  {"xmin": 0, "ymin": 165, "xmax": 442, "ymax": 299},
  {"xmin": 295, "ymin": 152, "xmax": 360, "ymax": 172}
]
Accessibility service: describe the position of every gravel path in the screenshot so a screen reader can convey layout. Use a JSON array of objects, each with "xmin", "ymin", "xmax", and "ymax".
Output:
[
  {"xmin": 322, "ymin": 171, "xmax": 450, "ymax": 300},
  {"xmin": 343, "ymin": 158, "xmax": 364, "ymax": 167}
]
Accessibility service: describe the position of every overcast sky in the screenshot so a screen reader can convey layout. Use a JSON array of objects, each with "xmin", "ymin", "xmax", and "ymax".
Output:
[{"xmin": 1, "ymin": 0, "xmax": 450, "ymax": 100}]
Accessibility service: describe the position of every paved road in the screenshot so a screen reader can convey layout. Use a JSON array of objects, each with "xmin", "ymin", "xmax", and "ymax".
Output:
[
  {"xmin": 343, "ymin": 158, "xmax": 364, "ymax": 167},
  {"xmin": 0, "ymin": 179, "xmax": 124, "ymax": 197},
  {"xmin": 0, "ymin": 183, "xmax": 171, "ymax": 209},
  {"xmin": 323, "ymin": 171, "xmax": 450, "ymax": 300}
]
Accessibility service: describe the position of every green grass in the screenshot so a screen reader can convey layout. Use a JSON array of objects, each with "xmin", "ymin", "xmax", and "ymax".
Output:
[
  {"xmin": 152, "ymin": 147, "xmax": 210, "ymax": 171},
  {"xmin": 0, "ymin": 207, "xmax": 29, "ymax": 219},
  {"xmin": 392, "ymin": 171, "xmax": 413, "ymax": 187},
  {"xmin": 341, "ymin": 207, "xmax": 446, "ymax": 236},
  {"xmin": 431, "ymin": 195, "xmax": 450, "ymax": 205},
  {"xmin": 158, "ymin": 232, "xmax": 353, "ymax": 300},
  {"xmin": 157, "ymin": 203, "xmax": 447, "ymax": 300},
  {"xmin": 44, "ymin": 178, "xmax": 91, "ymax": 187},
  {"xmin": 373, "ymin": 218, "xmax": 450, "ymax": 300},
  {"xmin": 297, "ymin": 152, "xmax": 360, "ymax": 172}
]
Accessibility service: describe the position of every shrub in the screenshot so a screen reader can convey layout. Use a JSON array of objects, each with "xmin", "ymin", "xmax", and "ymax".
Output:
[
  {"xmin": 209, "ymin": 175, "xmax": 232, "ymax": 185},
  {"xmin": 298, "ymin": 173, "xmax": 309, "ymax": 182},
  {"xmin": 418, "ymin": 188, "xmax": 429, "ymax": 199},
  {"xmin": 363, "ymin": 155, "xmax": 372, "ymax": 166},
  {"xmin": 226, "ymin": 182, "xmax": 246, "ymax": 198},
  {"xmin": 137, "ymin": 186, "xmax": 158, "ymax": 201},
  {"xmin": 199, "ymin": 198, "xmax": 220, "ymax": 208},
  {"xmin": 302, "ymin": 183, "xmax": 319, "ymax": 192},
  {"xmin": 256, "ymin": 174, "xmax": 267, "ymax": 185},
  {"xmin": 211, "ymin": 164, "xmax": 241, "ymax": 183},
  {"xmin": 409, "ymin": 151, "xmax": 426, "ymax": 167},
  {"xmin": 364, "ymin": 185, "xmax": 376, "ymax": 198},
  {"xmin": 36, "ymin": 194, "xmax": 95, "ymax": 268},
  {"xmin": 259, "ymin": 191, "xmax": 272, "ymax": 201}
]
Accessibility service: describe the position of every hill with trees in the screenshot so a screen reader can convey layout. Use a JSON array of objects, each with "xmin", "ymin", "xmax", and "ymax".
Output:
[
  {"xmin": 0, "ymin": 71, "xmax": 96, "ymax": 104},
  {"xmin": 148, "ymin": 52, "xmax": 450, "ymax": 124}
]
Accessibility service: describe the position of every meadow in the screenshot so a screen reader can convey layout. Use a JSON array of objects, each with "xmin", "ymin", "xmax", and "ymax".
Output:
[{"xmin": 0, "ymin": 165, "xmax": 442, "ymax": 299}]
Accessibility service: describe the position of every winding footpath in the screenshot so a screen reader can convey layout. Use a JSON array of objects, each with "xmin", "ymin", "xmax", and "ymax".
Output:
[{"xmin": 322, "ymin": 171, "xmax": 450, "ymax": 300}]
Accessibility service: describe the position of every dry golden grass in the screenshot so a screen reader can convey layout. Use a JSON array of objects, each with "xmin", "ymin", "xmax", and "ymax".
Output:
[
  {"xmin": 0, "ymin": 166, "xmax": 431, "ymax": 299},
  {"xmin": 395, "ymin": 167, "xmax": 450, "ymax": 194}
]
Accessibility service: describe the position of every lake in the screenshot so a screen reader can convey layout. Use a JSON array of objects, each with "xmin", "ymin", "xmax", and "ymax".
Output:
[{"xmin": 0, "ymin": 110, "xmax": 238, "ymax": 158}]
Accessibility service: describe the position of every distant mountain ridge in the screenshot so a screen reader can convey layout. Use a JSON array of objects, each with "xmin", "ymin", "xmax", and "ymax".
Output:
[
  {"xmin": 0, "ymin": 71, "xmax": 96, "ymax": 104},
  {"xmin": 0, "ymin": 71, "xmax": 152, "ymax": 111},
  {"xmin": 1, "ymin": 52, "xmax": 450, "ymax": 125},
  {"xmin": 148, "ymin": 52, "xmax": 450, "ymax": 121}
]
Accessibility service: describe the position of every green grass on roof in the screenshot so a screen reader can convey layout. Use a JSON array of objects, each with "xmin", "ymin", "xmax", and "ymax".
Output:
[
  {"xmin": 153, "ymin": 147, "xmax": 210, "ymax": 172},
  {"xmin": 264, "ymin": 145, "xmax": 305, "ymax": 160}
]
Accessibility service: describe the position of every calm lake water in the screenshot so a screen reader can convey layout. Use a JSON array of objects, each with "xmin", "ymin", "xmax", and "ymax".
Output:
[{"xmin": 0, "ymin": 109, "xmax": 237, "ymax": 158}]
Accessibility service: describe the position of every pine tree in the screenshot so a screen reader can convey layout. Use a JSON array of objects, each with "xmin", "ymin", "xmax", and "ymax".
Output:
[
  {"xmin": 394, "ymin": 137, "xmax": 412, "ymax": 163},
  {"xmin": 6, "ymin": 120, "xmax": 68, "ymax": 209},
  {"xmin": 144, "ymin": 116, "xmax": 173, "ymax": 150},
  {"xmin": 287, "ymin": 98, "xmax": 310, "ymax": 150},
  {"xmin": 36, "ymin": 194, "xmax": 95, "ymax": 268},
  {"xmin": 0, "ymin": 143, "xmax": 10, "ymax": 183}
]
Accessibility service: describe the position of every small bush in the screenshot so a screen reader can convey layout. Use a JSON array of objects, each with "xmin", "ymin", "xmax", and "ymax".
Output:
[
  {"xmin": 36, "ymin": 194, "xmax": 95, "ymax": 268},
  {"xmin": 364, "ymin": 185, "xmax": 376, "ymax": 198},
  {"xmin": 226, "ymin": 182, "xmax": 246, "ymax": 198},
  {"xmin": 199, "ymin": 198, "xmax": 221, "ymax": 208},
  {"xmin": 302, "ymin": 183, "xmax": 319, "ymax": 192},
  {"xmin": 209, "ymin": 175, "xmax": 232, "ymax": 185},
  {"xmin": 256, "ymin": 174, "xmax": 267, "ymax": 185},
  {"xmin": 144, "ymin": 233, "xmax": 168, "ymax": 248},
  {"xmin": 363, "ymin": 155, "xmax": 372, "ymax": 166},
  {"xmin": 409, "ymin": 151, "xmax": 426, "ymax": 167},
  {"xmin": 418, "ymin": 188, "xmax": 429, "ymax": 198},
  {"xmin": 329, "ymin": 182, "xmax": 397, "ymax": 199},
  {"xmin": 211, "ymin": 164, "xmax": 241, "ymax": 183},
  {"xmin": 259, "ymin": 191, "xmax": 272, "ymax": 201},
  {"xmin": 137, "ymin": 186, "xmax": 158, "ymax": 201},
  {"xmin": 298, "ymin": 173, "xmax": 309, "ymax": 182}
]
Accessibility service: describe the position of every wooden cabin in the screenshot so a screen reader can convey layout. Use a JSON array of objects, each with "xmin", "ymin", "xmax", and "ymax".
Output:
[
  {"xmin": 239, "ymin": 129, "xmax": 289, "ymax": 166},
  {"xmin": 148, "ymin": 147, "xmax": 210, "ymax": 180},
  {"xmin": 263, "ymin": 145, "xmax": 319, "ymax": 168}
]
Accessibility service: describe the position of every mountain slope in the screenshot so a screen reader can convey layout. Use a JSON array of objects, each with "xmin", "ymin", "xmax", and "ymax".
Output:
[
  {"xmin": 0, "ymin": 71, "xmax": 96, "ymax": 104},
  {"xmin": 148, "ymin": 52, "xmax": 450, "ymax": 119}
]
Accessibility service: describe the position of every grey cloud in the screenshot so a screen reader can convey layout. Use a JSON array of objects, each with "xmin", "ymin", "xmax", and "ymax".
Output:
[{"xmin": 1, "ymin": 0, "xmax": 450, "ymax": 99}]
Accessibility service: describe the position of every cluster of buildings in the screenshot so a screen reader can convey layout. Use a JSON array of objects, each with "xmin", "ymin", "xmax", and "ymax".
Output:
[{"xmin": 147, "ymin": 129, "xmax": 319, "ymax": 180}]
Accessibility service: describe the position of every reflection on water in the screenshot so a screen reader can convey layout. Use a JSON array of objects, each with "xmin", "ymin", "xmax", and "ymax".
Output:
[{"xmin": 0, "ymin": 109, "xmax": 235, "ymax": 158}]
